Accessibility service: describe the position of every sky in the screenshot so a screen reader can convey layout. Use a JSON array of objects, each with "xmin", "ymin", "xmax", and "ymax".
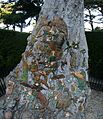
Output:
[
  {"xmin": 0, "ymin": 0, "xmax": 8, "ymax": 2},
  {"xmin": 84, "ymin": 9, "xmax": 103, "ymax": 31},
  {"xmin": 0, "ymin": 18, "xmax": 35, "ymax": 33},
  {"xmin": 0, "ymin": 14, "xmax": 102, "ymax": 33}
]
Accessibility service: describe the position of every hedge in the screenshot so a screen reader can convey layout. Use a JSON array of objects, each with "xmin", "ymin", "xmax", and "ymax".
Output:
[
  {"xmin": 0, "ymin": 29, "xmax": 103, "ymax": 79},
  {"xmin": 0, "ymin": 29, "xmax": 30, "ymax": 78},
  {"xmin": 86, "ymin": 32, "xmax": 103, "ymax": 79}
]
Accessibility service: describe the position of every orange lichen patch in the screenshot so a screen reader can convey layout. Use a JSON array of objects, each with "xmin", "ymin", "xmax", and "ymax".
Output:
[
  {"xmin": 21, "ymin": 52, "xmax": 25, "ymax": 57},
  {"xmin": 34, "ymin": 16, "xmax": 49, "ymax": 38},
  {"xmin": 35, "ymin": 72, "xmax": 49, "ymax": 88},
  {"xmin": 50, "ymin": 61, "xmax": 57, "ymax": 68},
  {"xmin": 37, "ymin": 91, "xmax": 49, "ymax": 107},
  {"xmin": 15, "ymin": 67, "xmax": 19, "ymax": 77},
  {"xmin": 71, "ymin": 72, "xmax": 84, "ymax": 80},
  {"xmin": 31, "ymin": 63, "xmax": 38, "ymax": 72},
  {"xmin": 51, "ymin": 74, "xmax": 65, "ymax": 80},
  {"xmin": 35, "ymin": 75, "xmax": 40, "ymax": 81},
  {"xmin": 31, "ymin": 68, "xmax": 36, "ymax": 72},
  {"xmin": 54, "ymin": 91, "xmax": 63, "ymax": 99},
  {"xmin": 37, "ymin": 16, "xmax": 49, "ymax": 28},
  {"xmin": 39, "ymin": 71, "xmax": 47, "ymax": 76},
  {"xmin": 22, "ymin": 61, "xmax": 28, "ymax": 70},
  {"xmin": 78, "ymin": 103, "xmax": 84, "ymax": 112},
  {"xmin": 56, "ymin": 98, "xmax": 71, "ymax": 110},
  {"xmin": 45, "ymin": 70, "xmax": 52, "ymax": 75},
  {"xmin": 54, "ymin": 91, "xmax": 72, "ymax": 109},
  {"xmin": 41, "ymin": 79, "xmax": 49, "ymax": 88},
  {"xmin": 44, "ymin": 41, "xmax": 62, "ymax": 59},
  {"xmin": 71, "ymin": 84, "xmax": 77, "ymax": 92},
  {"xmin": 55, "ymin": 50, "xmax": 62, "ymax": 59},
  {"xmin": 46, "ymin": 41, "xmax": 57, "ymax": 51},
  {"xmin": 52, "ymin": 16, "xmax": 68, "ymax": 37},
  {"xmin": 25, "ymin": 50, "xmax": 33, "ymax": 57},
  {"xmin": 51, "ymin": 50, "xmax": 62, "ymax": 59},
  {"xmin": 6, "ymin": 81, "xmax": 14, "ymax": 95},
  {"xmin": 36, "ymin": 26, "xmax": 51, "ymax": 38}
]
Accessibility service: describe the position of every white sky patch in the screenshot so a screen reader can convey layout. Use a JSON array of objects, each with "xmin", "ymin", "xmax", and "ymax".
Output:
[
  {"xmin": 0, "ymin": 18, "xmax": 36, "ymax": 33},
  {"xmin": 84, "ymin": 9, "xmax": 103, "ymax": 31}
]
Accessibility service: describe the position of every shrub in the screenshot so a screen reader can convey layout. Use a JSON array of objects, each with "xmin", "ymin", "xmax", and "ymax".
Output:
[
  {"xmin": 0, "ymin": 29, "xmax": 30, "ymax": 77},
  {"xmin": 86, "ymin": 32, "xmax": 103, "ymax": 79}
]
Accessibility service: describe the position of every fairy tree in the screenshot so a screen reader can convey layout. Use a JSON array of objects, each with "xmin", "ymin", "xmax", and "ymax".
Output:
[{"xmin": 1, "ymin": 0, "xmax": 90, "ymax": 119}]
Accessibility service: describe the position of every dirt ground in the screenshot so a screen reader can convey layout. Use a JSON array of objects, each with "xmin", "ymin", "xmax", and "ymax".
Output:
[{"xmin": 85, "ymin": 90, "xmax": 103, "ymax": 119}]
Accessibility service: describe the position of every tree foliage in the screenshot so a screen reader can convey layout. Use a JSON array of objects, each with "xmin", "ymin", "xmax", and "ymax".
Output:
[
  {"xmin": 85, "ymin": 0, "xmax": 103, "ymax": 16},
  {"xmin": 0, "ymin": 0, "xmax": 43, "ymax": 31},
  {"xmin": 84, "ymin": 0, "xmax": 103, "ymax": 31},
  {"xmin": 0, "ymin": 3, "xmax": 13, "ymax": 23},
  {"xmin": 0, "ymin": 0, "xmax": 103, "ymax": 31}
]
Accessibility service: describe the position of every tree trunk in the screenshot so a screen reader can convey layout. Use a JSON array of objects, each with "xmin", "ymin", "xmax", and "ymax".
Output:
[
  {"xmin": 1, "ymin": 0, "xmax": 90, "ymax": 119},
  {"xmin": 13, "ymin": 23, "xmax": 15, "ymax": 31},
  {"xmin": 20, "ymin": 22, "xmax": 23, "ymax": 32}
]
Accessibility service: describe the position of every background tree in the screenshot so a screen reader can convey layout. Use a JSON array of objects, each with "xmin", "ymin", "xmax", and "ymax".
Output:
[
  {"xmin": 0, "ymin": 0, "xmax": 43, "ymax": 31},
  {"xmin": 84, "ymin": 7, "xmax": 95, "ymax": 31},
  {"xmin": 1, "ymin": 0, "xmax": 103, "ymax": 32},
  {"xmin": 85, "ymin": 0, "xmax": 103, "ymax": 17},
  {"xmin": 84, "ymin": 0, "xmax": 103, "ymax": 31},
  {"xmin": 0, "ymin": 2, "xmax": 14, "ymax": 29}
]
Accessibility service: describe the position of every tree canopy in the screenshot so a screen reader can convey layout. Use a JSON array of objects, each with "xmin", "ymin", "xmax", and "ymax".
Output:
[
  {"xmin": 84, "ymin": 0, "xmax": 103, "ymax": 31},
  {"xmin": 0, "ymin": 0, "xmax": 103, "ymax": 31},
  {"xmin": 0, "ymin": 0, "xmax": 43, "ymax": 31}
]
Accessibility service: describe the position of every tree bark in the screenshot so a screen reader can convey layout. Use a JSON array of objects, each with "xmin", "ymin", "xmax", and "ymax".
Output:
[
  {"xmin": 1, "ymin": 0, "xmax": 90, "ymax": 119},
  {"xmin": 33, "ymin": 0, "xmax": 88, "ymax": 72}
]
